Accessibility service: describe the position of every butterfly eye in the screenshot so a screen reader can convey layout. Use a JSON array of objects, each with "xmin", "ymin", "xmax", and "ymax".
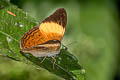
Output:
[{"xmin": 53, "ymin": 40, "xmax": 57, "ymax": 42}]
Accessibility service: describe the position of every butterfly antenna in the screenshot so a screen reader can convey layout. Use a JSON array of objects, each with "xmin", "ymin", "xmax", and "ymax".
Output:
[
  {"xmin": 66, "ymin": 41, "xmax": 77, "ymax": 46},
  {"xmin": 61, "ymin": 41, "xmax": 77, "ymax": 50}
]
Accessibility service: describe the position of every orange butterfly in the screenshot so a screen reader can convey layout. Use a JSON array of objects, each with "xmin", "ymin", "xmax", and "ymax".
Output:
[{"xmin": 20, "ymin": 8, "xmax": 67, "ymax": 58}]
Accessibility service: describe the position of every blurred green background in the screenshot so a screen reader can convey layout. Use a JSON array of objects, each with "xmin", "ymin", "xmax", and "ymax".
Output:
[{"xmin": 0, "ymin": 0, "xmax": 120, "ymax": 80}]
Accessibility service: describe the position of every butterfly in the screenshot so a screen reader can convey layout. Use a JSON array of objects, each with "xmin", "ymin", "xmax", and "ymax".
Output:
[{"xmin": 20, "ymin": 8, "xmax": 67, "ymax": 58}]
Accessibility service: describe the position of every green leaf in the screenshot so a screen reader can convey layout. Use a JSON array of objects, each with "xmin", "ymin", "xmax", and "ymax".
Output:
[{"xmin": 0, "ymin": 1, "xmax": 85, "ymax": 80}]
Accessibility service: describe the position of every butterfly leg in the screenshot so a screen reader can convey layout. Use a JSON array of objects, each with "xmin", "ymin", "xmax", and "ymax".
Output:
[
  {"xmin": 40, "ymin": 56, "xmax": 46, "ymax": 64},
  {"xmin": 51, "ymin": 55, "xmax": 56, "ymax": 69}
]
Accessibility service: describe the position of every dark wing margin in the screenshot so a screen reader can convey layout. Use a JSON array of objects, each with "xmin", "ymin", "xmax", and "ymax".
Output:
[{"xmin": 42, "ymin": 8, "xmax": 67, "ymax": 28}]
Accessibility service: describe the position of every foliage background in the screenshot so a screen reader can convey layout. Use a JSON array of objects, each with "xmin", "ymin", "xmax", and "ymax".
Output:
[{"xmin": 0, "ymin": 0, "xmax": 120, "ymax": 80}]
